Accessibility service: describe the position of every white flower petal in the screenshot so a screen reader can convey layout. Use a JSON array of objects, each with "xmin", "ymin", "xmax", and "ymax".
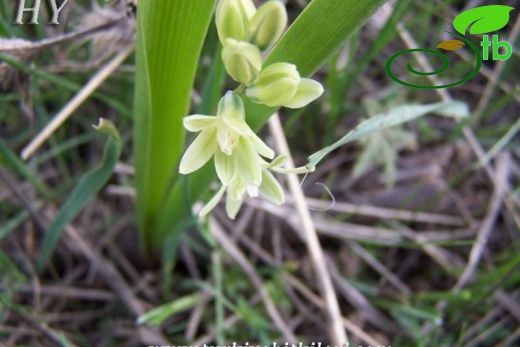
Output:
[
  {"xmin": 248, "ymin": 132, "xmax": 275, "ymax": 159},
  {"xmin": 199, "ymin": 185, "xmax": 226, "ymax": 217},
  {"xmin": 246, "ymin": 185, "xmax": 259, "ymax": 198},
  {"xmin": 183, "ymin": 115, "xmax": 218, "ymax": 132},
  {"xmin": 259, "ymin": 170, "xmax": 285, "ymax": 205},
  {"xmin": 215, "ymin": 150, "xmax": 237, "ymax": 185},
  {"xmin": 179, "ymin": 127, "xmax": 217, "ymax": 174},
  {"xmin": 235, "ymin": 138, "xmax": 262, "ymax": 186}
]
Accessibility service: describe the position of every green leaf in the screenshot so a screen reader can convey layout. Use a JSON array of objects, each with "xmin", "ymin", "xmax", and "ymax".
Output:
[
  {"xmin": 307, "ymin": 101, "xmax": 469, "ymax": 169},
  {"xmin": 37, "ymin": 119, "xmax": 122, "ymax": 271},
  {"xmin": 133, "ymin": 0, "xmax": 217, "ymax": 249},
  {"xmin": 453, "ymin": 5, "xmax": 514, "ymax": 35},
  {"xmin": 137, "ymin": 292, "xmax": 206, "ymax": 327},
  {"xmin": 352, "ymin": 126, "xmax": 416, "ymax": 188},
  {"xmin": 0, "ymin": 138, "xmax": 50, "ymax": 197},
  {"xmin": 0, "ymin": 53, "xmax": 131, "ymax": 117}
]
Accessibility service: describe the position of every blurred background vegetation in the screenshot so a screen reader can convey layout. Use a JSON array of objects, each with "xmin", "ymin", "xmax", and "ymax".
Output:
[{"xmin": 0, "ymin": 0, "xmax": 519, "ymax": 346}]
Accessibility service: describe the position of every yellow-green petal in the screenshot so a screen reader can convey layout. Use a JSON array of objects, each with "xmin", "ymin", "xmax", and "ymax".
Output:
[
  {"xmin": 245, "ymin": 62, "xmax": 300, "ymax": 107},
  {"xmin": 179, "ymin": 127, "xmax": 217, "ymax": 174},
  {"xmin": 259, "ymin": 170, "xmax": 285, "ymax": 205},
  {"xmin": 282, "ymin": 78, "xmax": 324, "ymax": 109},
  {"xmin": 199, "ymin": 185, "xmax": 226, "ymax": 217},
  {"xmin": 216, "ymin": 122, "xmax": 240, "ymax": 155},
  {"xmin": 247, "ymin": 132, "xmax": 275, "ymax": 159},
  {"xmin": 215, "ymin": 150, "xmax": 237, "ymax": 185},
  {"xmin": 226, "ymin": 196, "xmax": 243, "ymax": 219},
  {"xmin": 249, "ymin": 1, "xmax": 288, "ymax": 50},
  {"xmin": 215, "ymin": 0, "xmax": 256, "ymax": 42},
  {"xmin": 235, "ymin": 138, "xmax": 262, "ymax": 186},
  {"xmin": 221, "ymin": 39, "xmax": 262, "ymax": 85},
  {"xmin": 228, "ymin": 173, "xmax": 247, "ymax": 201},
  {"xmin": 219, "ymin": 91, "xmax": 251, "ymax": 135},
  {"xmin": 268, "ymin": 154, "xmax": 288, "ymax": 169},
  {"xmin": 183, "ymin": 115, "xmax": 218, "ymax": 132}
]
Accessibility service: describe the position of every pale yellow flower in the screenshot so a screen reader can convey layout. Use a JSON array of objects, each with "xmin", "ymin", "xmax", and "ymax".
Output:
[
  {"xmin": 179, "ymin": 91, "xmax": 274, "ymax": 186},
  {"xmin": 246, "ymin": 62, "xmax": 324, "ymax": 108}
]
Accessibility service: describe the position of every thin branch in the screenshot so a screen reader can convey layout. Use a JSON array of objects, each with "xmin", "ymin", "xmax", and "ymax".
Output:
[
  {"xmin": 454, "ymin": 153, "xmax": 511, "ymax": 290},
  {"xmin": 21, "ymin": 44, "xmax": 134, "ymax": 160},
  {"xmin": 268, "ymin": 113, "xmax": 347, "ymax": 345}
]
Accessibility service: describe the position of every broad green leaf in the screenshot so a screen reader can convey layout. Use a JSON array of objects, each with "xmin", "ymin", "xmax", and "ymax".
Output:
[
  {"xmin": 307, "ymin": 101, "xmax": 469, "ymax": 169},
  {"xmin": 37, "ymin": 119, "xmax": 121, "ymax": 271},
  {"xmin": 137, "ymin": 292, "xmax": 206, "ymax": 327},
  {"xmin": 453, "ymin": 5, "xmax": 514, "ymax": 35},
  {"xmin": 154, "ymin": 0, "xmax": 387, "ymax": 245},
  {"xmin": 133, "ymin": 0, "xmax": 216, "ymax": 249}
]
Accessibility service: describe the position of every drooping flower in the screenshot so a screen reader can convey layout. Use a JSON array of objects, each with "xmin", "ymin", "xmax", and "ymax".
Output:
[
  {"xmin": 246, "ymin": 62, "xmax": 300, "ymax": 107},
  {"xmin": 246, "ymin": 62, "xmax": 324, "ymax": 108},
  {"xmin": 179, "ymin": 91, "xmax": 274, "ymax": 186}
]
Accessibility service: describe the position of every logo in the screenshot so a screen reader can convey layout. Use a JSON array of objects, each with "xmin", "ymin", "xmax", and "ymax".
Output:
[
  {"xmin": 14, "ymin": 0, "xmax": 69, "ymax": 25},
  {"xmin": 386, "ymin": 5, "xmax": 515, "ymax": 89}
]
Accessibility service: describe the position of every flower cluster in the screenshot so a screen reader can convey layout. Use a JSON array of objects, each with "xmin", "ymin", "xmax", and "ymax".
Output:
[
  {"xmin": 217, "ymin": 0, "xmax": 324, "ymax": 108},
  {"xmin": 180, "ymin": 92, "xmax": 289, "ymax": 219},
  {"xmin": 179, "ymin": 0, "xmax": 322, "ymax": 219}
]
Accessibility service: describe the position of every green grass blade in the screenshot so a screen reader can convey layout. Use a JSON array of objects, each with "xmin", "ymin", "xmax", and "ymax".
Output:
[
  {"xmin": 37, "ymin": 119, "xmax": 122, "ymax": 271},
  {"xmin": 0, "ymin": 137, "xmax": 50, "ymax": 197},
  {"xmin": 154, "ymin": 0, "xmax": 387, "ymax": 246},
  {"xmin": 307, "ymin": 101, "xmax": 470, "ymax": 168},
  {"xmin": 0, "ymin": 53, "xmax": 131, "ymax": 117},
  {"xmin": 133, "ymin": 0, "xmax": 216, "ymax": 249},
  {"xmin": 136, "ymin": 292, "xmax": 206, "ymax": 327}
]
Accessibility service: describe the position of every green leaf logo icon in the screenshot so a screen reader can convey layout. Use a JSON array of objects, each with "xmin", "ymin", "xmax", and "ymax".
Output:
[{"xmin": 453, "ymin": 5, "xmax": 515, "ymax": 35}]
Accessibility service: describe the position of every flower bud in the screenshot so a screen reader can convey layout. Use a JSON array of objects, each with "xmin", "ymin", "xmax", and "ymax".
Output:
[
  {"xmin": 222, "ymin": 38, "xmax": 262, "ymax": 85},
  {"xmin": 282, "ymin": 78, "xmax": 324, "ymax": 109},
  {"xmin": 215, "ymin": 0, "xmax": 257, "ymax": 43},
  {"xmin": 245, "ymin": 62, "xmax": 300, "ymax": 107},
  {"xmin": 249, "ymin": 1, "xmax": 288, "ymax": 50}
]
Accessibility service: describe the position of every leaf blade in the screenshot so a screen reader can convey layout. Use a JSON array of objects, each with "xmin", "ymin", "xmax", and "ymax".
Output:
[
  {"xmin": 306, "ymin": 101, "xmax": 469, "ymax": 169},
  {"xmin": 133, "ymin": 0, "xmax": 217, "ymax": 249},
  {"xmin": 37, "ymin": 119, "xmax": 122, "ymax": 271}
]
